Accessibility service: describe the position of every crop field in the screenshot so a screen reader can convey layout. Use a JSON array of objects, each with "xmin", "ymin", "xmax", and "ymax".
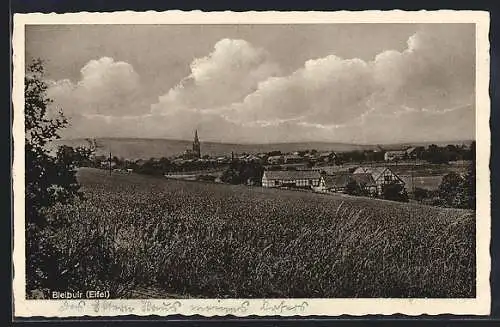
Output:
[{"xmin": 42, "ymin": 168, "xmax": 475, "ymax": 299}]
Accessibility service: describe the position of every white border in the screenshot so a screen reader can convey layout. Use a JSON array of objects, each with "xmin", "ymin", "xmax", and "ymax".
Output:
[{"xmin": 12, "ymin": 10, "xmax": 491, "ymax": 317}]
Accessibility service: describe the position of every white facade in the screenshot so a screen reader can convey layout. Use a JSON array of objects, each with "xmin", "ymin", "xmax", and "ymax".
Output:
[{"xmin": 262, "ymin": 171, "xmax": 321, "ymax": 188}]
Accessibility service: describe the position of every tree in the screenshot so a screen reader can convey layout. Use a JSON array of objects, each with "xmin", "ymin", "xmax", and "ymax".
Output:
[
  {"xmin": 345, "ymin": 179, "xmax": 362, "ymax": 196},
  {"xmin": 25, "ymin": 59, "xmax": 92, "ymax": 296},
  {"xmin": 463, "ymin": 141, "xmax": 476, "ymax": 209},
  {"xmin": 437, "ymin": 172, "xmax": 466, "ymax": 208},
  {"xmin": 382, "ymin": 182, "xmax": 409, "ymax": 202},
  {"xmin": 413, "ymin": 187, "xmax": 431, "ymax": 202},
  {"xmin": 220, "ymin": 161, "xmax": 264, "ymax": 185},
  {"xmin": 437, "ymin": 141, "xmax": 476, "ymax": 209},
  {"xmin": 462, "ymin": 168, "xmax": 475, "ymax": 209}
]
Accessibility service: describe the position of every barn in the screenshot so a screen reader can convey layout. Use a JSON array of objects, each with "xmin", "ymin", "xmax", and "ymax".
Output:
[
  {"xmin": 352, "ymin": 166, "xmax": 405, "ymax": 195},
  {"xmin": 262, "ymin": 170, "xmax": 322, "ymax": 188},
  {"xmin": 315, "ymin": 171, "xmax": 377, "ymax": 194},
  {"xmin": 319, "ymin": 172, "xmax": 352, "ymax": 193},
  {"xmin": 351, "ymin": 173, "xmax": 378, "ymax": 195}
]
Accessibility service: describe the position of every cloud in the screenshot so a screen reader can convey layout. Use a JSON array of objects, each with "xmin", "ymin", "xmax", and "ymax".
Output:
[
  {"xmin": 151, "ymin": 38, "xmax": 281, "ymax": 114},
  {"xmin": 371, "ymin": 24, "xmax": 475, "ymax": 113},
  {"xmin": 226, "ymin": 24, "xmax": 475, "ymax": 128},
  {"xmin": 226, "ymin": 55, "xmax": 375, "ymax": 125},
  {"xmin": 54, "ymin": 25, "xmax": 475, "ymax": 144},
  {"xmin": 46, "ymin": 57, "xmax": 143, "ymax": 116},
  {"xmin": 349, "ymin": 103, "xmax": 475, "ymax": 144}
]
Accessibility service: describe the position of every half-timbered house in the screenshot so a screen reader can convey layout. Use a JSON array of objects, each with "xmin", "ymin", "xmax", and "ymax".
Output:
[{"xmin": 262, "ymin": 170, "xmax": 322, "ymax": 188}]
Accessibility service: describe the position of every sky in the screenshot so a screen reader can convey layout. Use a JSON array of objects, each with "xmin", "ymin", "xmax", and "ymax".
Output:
[{"xmin": 25, "ymin": 23, "xmax": 476, "ymax": 144}]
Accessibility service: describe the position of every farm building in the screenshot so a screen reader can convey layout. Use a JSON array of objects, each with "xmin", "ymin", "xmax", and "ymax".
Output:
[
  {"xmin": 318, "ymin": 151, "xmax": 337, "ymax": 163},
  {"xmin": 315, "ymin": 172, "xmax": 377, "ymax": 194},
  {"xmin": 262, "ymin": 170, "xmax": 322, "ymax": 188},
  {"xmin": 284, "ymin": 154, "xmax": 304, "ymax": 164},
  {"xmin": 353, "ymin": 166, "xmax": 405, "ymax": 195},
  {"xmin": 384, "ymin": 147, "xmax": 417, "ymax": 161},
  {"xmin": 405, "ymin": 147, "xmax": 418, "ymax": 159},
  {"xmin": 384, "ymin": 150, "xmax": 406, "ymax": 161},
  {"xmin": 318, "ymin": 172, "xmax": 352, "ymax": 193},
  {"xmin": 352, "ymin": 173, "xmax": 378, "ymax": 195},
  {"xmin": 267, "ymin": 155, "xmax": 284, "ymax": 165}
]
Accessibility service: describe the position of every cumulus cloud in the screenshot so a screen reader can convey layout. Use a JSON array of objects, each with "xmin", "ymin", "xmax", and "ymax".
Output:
[
  {"xmin": 151, "ymin": 38, "xmax": 280, "ymax": 114},
  {"xmin": 53, "ymin": 25, "xmax": 475, "ymax": 144},
  {"xmin": 225, "ymin": 24, "xmax": 475, "ymax": 130},
  {"xmin": 371, "ymin": 24, "xmax": 475, "ymax": 113},
  {"xmin": 47, "ymin": 57, "xmax": 142, "ymax": 117},
  {"xmin": 226, "ymin": 55, "xmax": 375, "ymax": 125}
]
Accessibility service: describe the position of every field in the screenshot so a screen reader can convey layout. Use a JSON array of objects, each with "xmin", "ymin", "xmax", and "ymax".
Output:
[
  {"xmin": 41, "ymin": 168, "xmax": 475, "ymax": 299},
  {"xmin": 400, "ymin": 175, "xmax": 443, "ymax": 192}
]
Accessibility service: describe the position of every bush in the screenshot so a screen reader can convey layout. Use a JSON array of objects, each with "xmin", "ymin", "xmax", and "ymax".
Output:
[
  {"xmin": 221, "ymin": 161, "xmax": 264, "ymax": 185},
  {"xmin": 437, "ymin": 172, "xmax": 468, "ymax": 208},
  {"xmin": 25, "ymin": 59, "xmax": 92, "ymax": 296},
  {"xmin": 382, "ymin": 182, "xmax": 409, "ymax": 202},
  {"xmin": 413, "ymin": 187, "xmax": 431, "ymax": 202},
  {"xmin": 345, "ymin": 180, "xmax": 369, "ymax": 196}
]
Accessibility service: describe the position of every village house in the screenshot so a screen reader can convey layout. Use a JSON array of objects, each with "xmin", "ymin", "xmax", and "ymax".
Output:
[
  {"xmin": 351, "ymin": 173, "xmax": 378, "ymax": 195},
  {"xmin": 384, "ymin": 147, "xmax": 417, "ymax": 161},
  {"xmin": 262, "ymin": 170, "xmax": 322, "ymax": 188},
  {"xmin": 352, "ymin": 166, "xmax": 405, "ymax": 195},
  {"xmin": 267, "ymin": 155, "xmax": 284, "ymax": 165},
  {"xmin": 318, "ymin": 151, "xmax": 337, "ymax": 163},
  {"xmin": 318, "ymin": 172, "xmax": 352, "ymax": 193},
  {"xmin": 384, "ymin": 150, "xmax": 406, "ymax": 162},
  {"xmin": 314, "ymin": 171, "xmax": 377, "ymax": 194},
  {"xmin": 284, "ymin": 154, "xmax": 304, "ymax": 164},
  {"xmin": 405, "ymin": 147, "xmax": 417, "ymax": 159},
  {"xmin": 243, "ymin": 154, "xmax": 263, "ymax": 163},
  {"xmin": 216, "ymin": 156, "xmax": 231, "ymax": 164}
]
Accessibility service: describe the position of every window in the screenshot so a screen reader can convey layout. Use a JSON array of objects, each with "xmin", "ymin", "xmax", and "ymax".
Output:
[{"xmin": 384, "ymin": 175, "xmax": 391, "ymax": 182}]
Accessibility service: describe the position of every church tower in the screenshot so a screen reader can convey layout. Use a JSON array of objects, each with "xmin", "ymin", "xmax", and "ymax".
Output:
[{"xmin": 192, "ymin": 129, "xmax": 201, "ymax": 158}]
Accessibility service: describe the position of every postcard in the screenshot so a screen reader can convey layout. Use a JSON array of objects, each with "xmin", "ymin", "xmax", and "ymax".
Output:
[{"xmin": 12, "ymin": 10, "xmax": 491, "ymax": 317}]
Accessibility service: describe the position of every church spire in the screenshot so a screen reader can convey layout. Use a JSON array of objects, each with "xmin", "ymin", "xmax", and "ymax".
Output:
[{"xmin": 192, "ymin": 129, "xmax": 201, "ymax": 158}]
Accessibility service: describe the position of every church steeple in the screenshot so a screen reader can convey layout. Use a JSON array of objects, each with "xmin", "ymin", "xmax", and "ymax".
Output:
[{"xmin": 192, "ymin": 129, "xmax": 201, "ymax": 158}]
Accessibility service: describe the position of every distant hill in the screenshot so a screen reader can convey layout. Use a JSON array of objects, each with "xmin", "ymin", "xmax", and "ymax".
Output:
[
  {"xmin": 378, "ymin": 140, "xmax": 474, "ymax": 150},
  {"xmin": 50, "ymin": 138, "xmax": 375, "ymax": 160},
  {"xmin": 49, "ymin": 138, "xmax": 474, "ymax": 160}
]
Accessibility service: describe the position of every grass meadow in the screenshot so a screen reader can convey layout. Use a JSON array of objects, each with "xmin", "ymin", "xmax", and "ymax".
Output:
[{"xmin": 39, "ymin": 168, "xmax": 475, "ymax": 299}]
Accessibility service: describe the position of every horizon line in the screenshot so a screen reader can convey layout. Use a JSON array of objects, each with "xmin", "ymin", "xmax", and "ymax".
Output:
[{"xmin": 59, "ymin": 136, "xmax": 475, "ymax": 147}]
